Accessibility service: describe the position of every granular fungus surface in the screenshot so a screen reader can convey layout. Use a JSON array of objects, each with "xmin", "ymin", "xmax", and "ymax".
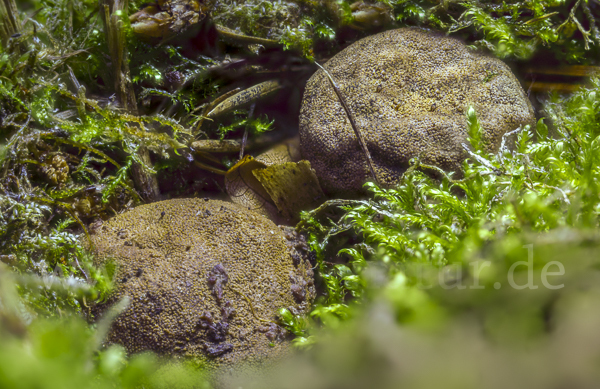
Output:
[
  {"xmin": 90, "ymin": 198, "xmax": 315, "ymax": 368},
  {"xmin": 300, "ymin": 28, "xmax": 535, "ymax": 195}
]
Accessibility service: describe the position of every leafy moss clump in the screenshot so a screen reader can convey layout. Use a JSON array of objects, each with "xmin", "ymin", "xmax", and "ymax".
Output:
[
  {"xmin": 210, "ymin": 0, "xmax": 600, "ymax": 63},
  {"xmin": 386, "ymin": 0, "xmax": 600, "ymax": 62},
  {"xmin": 297, "ymin": 76, "xmax": 600, "ymax": 344},
  {"xmin": 0, "ymin": 0, "xmax": 217, "ymax": 316}
]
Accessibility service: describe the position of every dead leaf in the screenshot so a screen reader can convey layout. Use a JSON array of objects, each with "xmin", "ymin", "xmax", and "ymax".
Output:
[
  {"xmin": 225, "ymin": 138, "xmax": 325, "ymax": 224},
  {"xmin": 256, "ymin": 138, "xmax": 301, "ymax": 165},
  {"xmin": 253, "ymin": 161, "xmax": 325, "ymax": 224},
  {"xmin": 224, "ymin": 155, "xmax": 278, "ymax": 218},
  {"xmin": 190, "ymin": 139, "xmax": 241, "ymax": 153},
  {"xmin": 207, "ymin": 80, "xmax": 281, "ymax": 118}
]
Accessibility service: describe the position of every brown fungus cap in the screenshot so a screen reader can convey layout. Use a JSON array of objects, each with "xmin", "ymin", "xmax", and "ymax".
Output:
[
  {"xmin": 299, "ymin": 28, "xmax": 535, "ymax": 196},
  {"xmin": 90, "ymin": 198, "xmax": 314, "ymax": 368}
]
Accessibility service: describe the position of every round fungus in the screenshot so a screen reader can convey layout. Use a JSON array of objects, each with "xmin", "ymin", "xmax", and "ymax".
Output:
[
  {"xmin": 299, "ymin": 28, "xmax": 535, "ymax": 196},
  {"xmin": 90, "ymin": 198, "xmax": 315, "ymax": 368}
]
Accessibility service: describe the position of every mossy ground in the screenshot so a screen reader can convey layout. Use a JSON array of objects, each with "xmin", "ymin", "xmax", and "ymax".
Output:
[{"xmin": 0, "ymin": 0, "xmax": 599, "ymax": 388}]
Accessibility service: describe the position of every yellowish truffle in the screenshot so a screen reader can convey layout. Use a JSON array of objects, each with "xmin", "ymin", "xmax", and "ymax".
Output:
[
  {"xmin": 299, "ymin": 28, "xmax": 535, "ymax": 195},
  {"xmin": 90, "ymin": 198, "xmax": 315, "ymax": 368}
]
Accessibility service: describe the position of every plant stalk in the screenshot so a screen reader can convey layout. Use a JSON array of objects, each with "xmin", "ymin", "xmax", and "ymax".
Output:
[
  {"xmin": 0, "ymin": 0, "xmax": 20, "ymax": 48},
  {"xmin": 315, "ymin": 62, "xmax": 380, "ymax": 186},
  {"xmin": 99, "ymin": 0, "xmax": 160, "ymax": 202}
]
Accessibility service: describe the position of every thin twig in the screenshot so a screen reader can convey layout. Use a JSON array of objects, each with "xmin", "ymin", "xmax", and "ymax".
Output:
[
  {"xmin": 30, "ymin": 194, "xmax": 92, "ymax": 248},
  {"xmin": 193, "ymin": 160, "xmax": 227, "ymax": 175},
  {"xmin": 73, "ymin": 256, "xmax": 88, "ymax": 281},
  {"xmin": 296, "ymin": 199, "xmax": 363, "ymax": 230},
  {"xmin": 581, "ymin": 0, "xmax": 600, "ymax": 44},
  {"xmin": 239, "ymin": 102, "xmax": 255, "ymax": 160},
  {"xmin": 231, "ymin": 286, "xmax": 277, "ymax": 324},
  {"xmin": 524, "ymin": 12, "xmax": 559, "ymax": 25},
  {"xmin": 461, "ymin": 144, "xmax": 503, "ymax": 174},
  {"xmin": 315, "ymin": 62, "xmax": 380, "ymax": 186}
]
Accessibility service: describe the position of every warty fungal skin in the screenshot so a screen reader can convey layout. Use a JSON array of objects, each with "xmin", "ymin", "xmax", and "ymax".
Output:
[
  {"xmin": 300, "ymin": 28, "xmax": 535, "ymax": 196},
  {"xmin": 90, "ymin": 198, "xmax": 315, "ymax": 368}
]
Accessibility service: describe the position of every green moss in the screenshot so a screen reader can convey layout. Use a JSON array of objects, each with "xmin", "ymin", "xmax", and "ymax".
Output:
[
  {"xmin": 300, "ymin": 76, "xmax": 600, "ymax": 336},
  {"xmin": 216, "ymin": 113, "xmax": 274, "ymax": 139}
]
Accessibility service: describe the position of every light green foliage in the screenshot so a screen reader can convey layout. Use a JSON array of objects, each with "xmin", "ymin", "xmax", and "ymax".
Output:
[
  {"xmin": 0, "ymin": 0, "xmax": 198, "ymax": 317},
  {"xmin": 387, "ymin": 0, "xmax": 599, "ymax": 61},
  {"xmin": 130, "ymin": 44, "xmax": 212, "ymax": 113},
  {"xmin": 1, "ymin": 196, "xmax": 79, "ymax": 312},
  {"xmin": 301, "ymin": 77, "xmax": 600, "ymax": 338},
  {"xmin": 212, "ymin": 0, "xmax": 303, "ymax": 39},
  {"xmin": 0, "ymin": 0, "xmax": 198, "ymax": 158},
  {"xmin": 278, "ymin": 307, "xmax": 316, "ymax": 348},
  {"xmin": 217, "ymin": 113, "xmax": 274, "ymax": 139},
  {"xmin": 459, "ymin": 4, "xmax": 540, "ymax": 58},
  {"xmin": 384, "ymin": 0, "xmax": 426, "ymax": 23},
  {"xmin": 313, "ymin": 22, "xmax": 336, "ymax": 40},
  {"xmin": 0, "ymin": 192, "xmax": 115, "ymax": 315},
  {"xmin": 280, "ymin": 20, "xmax": 316, "ymax": 59},
  {"xmin": 0, "ymin": 267, "xmax": 212, "ymax": 389},
  {"xmin": 466, "ymin": 105, "xmax": 485, "ymax": 152}
]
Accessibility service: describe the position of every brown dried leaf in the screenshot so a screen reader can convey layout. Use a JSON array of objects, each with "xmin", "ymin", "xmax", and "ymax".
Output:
[
  {"xmin": 224, "ymin": 155, "xmax": 278, "ymax": 218},
  {"xmin": 207, "ymin": 80, "xmax": 281, "ymax": 118},
  {"xmin": 255, "ymin": 137, "xmax": 301, "ymax": 165},
  {"xmin": 190, "ymin": 139, "xmax": 242, "ymax": 153},
  {"xmin": 253, "ymin": 160, "xmax": 325, "ymax": 224},
  {"xmin": 225, "ymin": 138, "xmax": 323, "ymax": 223}
]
